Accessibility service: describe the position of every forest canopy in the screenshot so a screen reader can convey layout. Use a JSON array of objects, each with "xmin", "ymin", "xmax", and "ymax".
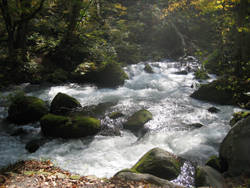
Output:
[{"xmin": 0, "ymin": 0, "xmax": 250, "ymax": 98}]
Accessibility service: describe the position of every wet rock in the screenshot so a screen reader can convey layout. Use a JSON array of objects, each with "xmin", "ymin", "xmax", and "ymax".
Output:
[
  {"xmin": 205, "ymin": 155, "xmax": 228, "ymax": 173},
  {"xmin": 50, "ymin": 92, "xmax": 81, "ymax": 115},
  {"xmin": 25, "ymin": 138, "xmax": 53, "ymax": 153},
  {"xmin": 188, "ymin": 123, "xmax": 204, "ymax": 128},
  {"xmin": 144, "ymin": 63, "xmax": 154, "ymax": 73},
  {"xmin": 230, "ymin": 111, "xmax": 250, "ymax": 127},
  {"xmin": 195, "ymin": 165, "xmax": 223, "ymax": 187},
  {"xmin": 123, "ymin": 109, "xmax": 152, "ymax": 132},
  {"xmin": 7, "ymin": 96, "xmax": 48, "ymax": 125},
  {"xmin": 208, "ymin": 107, "xmax": 220, "ymax": 113},
  {"xmin": 115, "ymin": 172, "xmax": 185, "ymax": 188},
  {"xmin": 96, "ymin": 62, "xmax": 129, "ymax": 87},
  {"xmin": 40, "ymin": 114, "xmax": 101, "ymax": 138},
  {"xmin": 174, "ymin": 70, "xmax": 188, "ymax": 75},
  {"xmin": 99, "ymin": 124, "xmax": 121, "ymax": 136},
  {"xmin": 11, "ymin": 128, "xmax": 26, "ymax": 136},
  {"xmin": 190, "ymin": 79, "xmax": 250, "ymax": 106},
  {"xmin": 108, "ymin": 112, "xmax": 124, "ymax": 119},
  {"xmin": 131, "ymin": 147, "xmax": 182, "ymax": 181},
  {"xmin": 220, "ymin": 116, "xmax": 250, "ymax": 177}
]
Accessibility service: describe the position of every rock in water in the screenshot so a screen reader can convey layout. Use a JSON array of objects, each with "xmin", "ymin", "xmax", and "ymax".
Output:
[{"xmin": 123, "ymin": 109, "xmax": 152, "ymax": 132}]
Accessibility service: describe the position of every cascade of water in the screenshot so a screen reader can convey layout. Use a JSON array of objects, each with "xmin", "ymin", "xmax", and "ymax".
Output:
[{"xmin": 0, "ymin": 61, "xmax": 240, "ymax": 182}]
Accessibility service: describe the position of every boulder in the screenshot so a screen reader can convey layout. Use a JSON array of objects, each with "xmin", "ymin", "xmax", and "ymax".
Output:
[
  {"xmin": 205, "ymin": 155, "xmax": 228, "ymax": 173},
  {"xmin": 123, "ymin": 109, "xmax": 152, "ymax": 132},
  {"xmin": 208, "ymin": 107, "xmax": 220, "ymax": 113},
  {"xmin": 115, "ymin": 171, "xmax": 185, "ymax": 188},
  {"xmin": 190, "ymin": 79, "xmax": 250, "ymax": 106},
  {"xmin": 174, "ymin": 70, "xmax": 188, "ymax": 75},
  {"xmin": 219, "ymin": 115, "xmax": 250, "ymax": 177},
  {"xmin": 99, "ymin": 124, "xmax": 121, "ymax": 136},
  {"xmin": 144, "ymin": 64, "xmax": 154, "ymax": 73},
  {"xmin": 40, "ymin": 114, "xmax": 101, "ymax": 138},
  {"xmin": 50, "ymin": 92, "xmax": 81, "ymax": 115},
  {"xmin": 96, "ymin": 62, "xmax": 129, "ymax": 87},
  {"xmin": 195, "ymin": 165, "xmax": 223, "ymax": 187},
  {"xmin": 25, "ymin": 138, "xmax": 53, "ymax": 153},
  {"xmin": 131, "ymin": 148, "xmax": 181, "ymax": 181},
  {"xmin": 70, "ymin": 62, "xmax": 97, "ymax": 83},
  {"xmin": 108, "ymin": 112, "xmax": 124, "ymax": 119},
  {"xmin": 11, "ymin": 128, "xmax": 26, "ymax": 136},
  {"xmin": 230, "ymin": 111, "xmax": 250, "ymax": 127},
  {"xmin": 188, "ymin": 123, "xmax": 204, "ymax": 128},
  {"xmin": 7, "ymin": 96, "xmax": 48, "ymax": 125}
]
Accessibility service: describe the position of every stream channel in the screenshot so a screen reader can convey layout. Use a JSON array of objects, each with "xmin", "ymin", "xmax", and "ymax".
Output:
[{"xmin": 0, "ymin": 60, "xmax": 241, "ymax": 186}]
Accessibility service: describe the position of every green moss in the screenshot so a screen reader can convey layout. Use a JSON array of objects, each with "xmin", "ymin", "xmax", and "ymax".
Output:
[
  {"xmin": 230, "ymin": 111, "xmax": 250, "ymax": 126},
  {"xmin": 144, "ymin": 64, "xmax": 154, "ymax": 73},
  {"xmin": 123, "ymin": 109, "xmax": 152, "ymax": 131},
  {"xmin": 108, "ymin": 112, "xmax": 124, "ymax": 119}
]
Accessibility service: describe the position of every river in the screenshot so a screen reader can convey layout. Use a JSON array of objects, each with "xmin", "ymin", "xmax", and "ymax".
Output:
[{"xmin": 0, "ymin": 60, "xmax": 239, "ymax": 181}]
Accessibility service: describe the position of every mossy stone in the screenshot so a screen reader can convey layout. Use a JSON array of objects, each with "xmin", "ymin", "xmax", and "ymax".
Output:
[
  {"xmin": 40, "ymin": 114, "xmax": 101, "ymax": 138},
  {"xmin": 205, "ymin": 155, "xmax": 228, "ymax": 173},
  {"xmin": 131, "ymin": 148, "xmax": 181, "ymax": 181},
  {"xmin": 123, "ymin": 109, "xmax": 152, "ymax": 132},
  {"xmin": 8, "ymin": 96, "xmax": 48, "ymax": 125},
  {"xmin": 50, "ymin": 92, "xmax": 81, "ymax": 114},
  {"xmin": 230, "ymin": 111, "xmax": 250, "ymax": 126},
  {"xmin": 144, "ymin": 64, "xmax": 154, "ymax": 73},
  {"xmin": 108, "ymin": 112, "xmax": 124, "ymax": 119}
]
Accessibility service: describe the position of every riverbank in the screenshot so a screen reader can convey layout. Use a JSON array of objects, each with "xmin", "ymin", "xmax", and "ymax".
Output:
[{"xmin": 1, "ymin": 159, "xmax": 249, "ymax": 188}]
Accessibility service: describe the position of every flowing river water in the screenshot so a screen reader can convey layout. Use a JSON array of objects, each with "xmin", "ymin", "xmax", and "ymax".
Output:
[{"xmin": 0, "ymin": 60, "xmax": 241, "ymax": 185}]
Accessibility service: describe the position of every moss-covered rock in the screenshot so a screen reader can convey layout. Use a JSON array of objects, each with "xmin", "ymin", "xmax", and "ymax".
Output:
[
  {"xmin": 230, "ymin": 111, "xmax": 250, "ymax": 126},
  {"xmin": 144, "ymin": 64, "xmax": 154, "ymax": 73},
  {"xmin": 96, "ymin": 62, "xmax": 129, "ymax": 87},
  {"xmin": 219, "ymin": 115, "xmax": 250, "ymax": 177},
  {"xmin": 208, "ymin": 107, "xmax": 220, "ymax": 113},
  {"xmin": 190, "ymin": 79, "xmax": 250, "ymax": 106},
  {"xmin": 108, "ymin": 112, "xmax": 124, "ymax": 119},
  {"xmin": 7, "ymin": 96, "xmax": 48, "ymax": 125},
  {"xmin": 50, "ymin": 92, "xmax": 81, "ymax": 115},
  {"xmin": 40, "ymin": 114, "xmax": 101, "ymax": 138},
  {"xmin": 205, "ymin": 155, "xmax": 228, "ymax": 173},
  {"xmin": 123, "ymin": 109, "xmax": 152, "ymax": 132},
  {"xmin": 70, "ymin": 62, "xmax": 97, "ymax": 83},
  {"xmin": 131, "ymin": 148, "xmax": 181, "ymax": 181},
  {"xmin": 195, "ymin": 165, "xmax": 223, "ymax": 187}
]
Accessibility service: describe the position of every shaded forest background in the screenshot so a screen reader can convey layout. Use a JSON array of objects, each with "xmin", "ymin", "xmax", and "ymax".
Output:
[{"xmin": 0, "ymin": 0, "xmax": 250, "ymax": 98}]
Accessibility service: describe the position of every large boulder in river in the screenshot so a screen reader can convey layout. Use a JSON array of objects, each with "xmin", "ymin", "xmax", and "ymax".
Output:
[
  {"xmin": 144, "ymin": 63, "xmax": 154, "ymax": 73},
  {"xmin": 96, "ymin": 62, "xmax": 129, "ymax": 87},
  {"xmin": 190, "ymin": 79, "xmax": 250, "ymax": 106},
  {"xmin": 7, "ymin": 96, "xmax": 47, "ymax": 125},
  {"xmin": 123, "ymin": 109, "xmax": 152, "ymax": 132},
  {"xmin": 50, "ymin": 92, "xmax": 81, "ymax": 115},
  {"xmin": 131, "ymin": 148, "xmax": 181, "ymax": 181},
  {"xmin": 195, "ymin": 165, "xmax": 223, "ymax": 187},
  {"xmin": 219, "ymin": 115, "xmax": 250, "ymax": 177},
  {"xmin": 40, "ymin": 114, "xmax": 101, "ymax": 138}
]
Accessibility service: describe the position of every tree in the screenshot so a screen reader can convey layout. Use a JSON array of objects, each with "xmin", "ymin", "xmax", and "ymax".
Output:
[{"xmin": 0, "ymin": 0, "xmax": 45, "ymax": 60}]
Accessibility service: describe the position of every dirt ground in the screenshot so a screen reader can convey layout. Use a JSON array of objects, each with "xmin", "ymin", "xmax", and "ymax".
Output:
[{"xmin": 0, "ymin": 160, "xmax": 249, "ymax": 188}]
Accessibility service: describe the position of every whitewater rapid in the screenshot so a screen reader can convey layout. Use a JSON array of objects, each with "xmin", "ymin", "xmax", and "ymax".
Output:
[{"xmin": 0, "ymin": 61, "xmax": 240, "ymax": 179}]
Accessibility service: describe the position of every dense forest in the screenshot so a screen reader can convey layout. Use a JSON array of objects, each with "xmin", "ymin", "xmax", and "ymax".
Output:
[{"xmin": 0, "ymin": 0, "xmax": 250, "ymax": 99}]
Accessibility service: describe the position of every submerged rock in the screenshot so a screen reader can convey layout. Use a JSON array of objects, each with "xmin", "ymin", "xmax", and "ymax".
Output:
[
  {"xmin": 131, "ymin": 147, "xmax": 181, "ymax": 181},
  {"xmin": 188, "ymin": 123, "xmax": 204, "ymax": 128},
  {"xmin": 7, "ymin": 96, "xmax": 48, "ymax": 125},
  {"xmin": 25, "ymin": 138, "xmax": 53, "ymax": 153},
  {"xmin": 40, "ymin": 114, "xmax": 101, "ymax": 138},
  {"xmin": 123, "ymin": 109, "xmax": 152, "ymax": 132},
  {"xmin": 219, "ymin": 115, "xmax": 250, "ymax": 177},
  {"xmin": 50, "ymin": 92, "xmax": 81, "ymax": 115}
]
